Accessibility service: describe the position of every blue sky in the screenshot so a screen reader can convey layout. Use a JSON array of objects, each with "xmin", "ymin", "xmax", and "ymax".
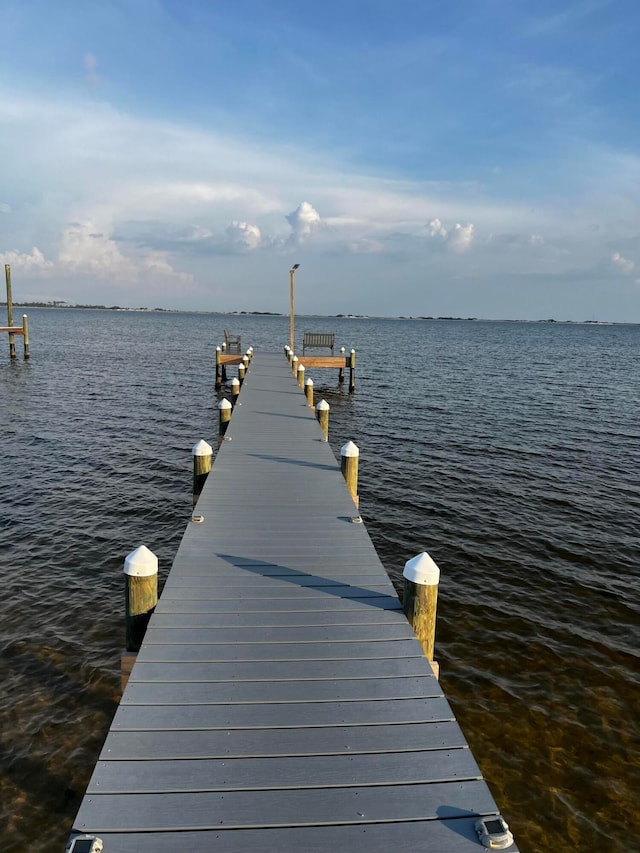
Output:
[{"xmin": 1, "ymin": 0, "xmax": 639, "ymax": 320}]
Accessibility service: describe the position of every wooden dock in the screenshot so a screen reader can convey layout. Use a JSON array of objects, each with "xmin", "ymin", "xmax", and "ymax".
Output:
[{"xmin": 68, "ymin": 352, "xmax": 518, "ymax": 852}]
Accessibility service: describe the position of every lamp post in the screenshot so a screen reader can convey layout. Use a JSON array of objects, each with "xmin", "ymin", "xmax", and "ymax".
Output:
[{"xmin": 289, "ymin": 263, "xmax": 300, "ymax": 351}]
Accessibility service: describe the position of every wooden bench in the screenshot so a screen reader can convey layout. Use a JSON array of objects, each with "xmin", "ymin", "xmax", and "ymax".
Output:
[
  {"xmin": 224, "ymin": 329, "xmax": 242, "ymax": 354},
  {"xmin": 302, "ymin": 332, "xmax": 335, "ymax": 354}
]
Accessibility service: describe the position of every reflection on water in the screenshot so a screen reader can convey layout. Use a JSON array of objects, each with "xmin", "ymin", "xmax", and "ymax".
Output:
[{"xmin": 1, "ymin": 309, "xmax": 638, "ymax": 851}]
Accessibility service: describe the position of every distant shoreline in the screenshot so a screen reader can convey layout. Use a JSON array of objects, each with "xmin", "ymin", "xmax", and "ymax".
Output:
[{"xmin": 0, "ymin": 302, "xmax": 634, "ymax": 325}]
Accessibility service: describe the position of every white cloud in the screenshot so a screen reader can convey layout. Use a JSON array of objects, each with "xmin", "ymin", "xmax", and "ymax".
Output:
[
  {"xmin": 0, "ymin": 247, "xmax": 53, "ymax": 270},
  {"xmin": 529, "ymin": 234, "xmax": 544, "ymax": 246},
  {"xmin": 58, "ymin": 220, "xmax": 190, "ymax": 281},
  {"xmin": 286, "ymin": 201, "xmax": 321, "ymax": 244},
  {"xmin": 427, "ymin": 218, "xmax": 448, "ymax": 238},
  {"xmin": 448, "ymin": 223, "xmax": 475, "ymax": 254},
  {"xmin": 225, "ymin": 221, "xmax": 261, "ymax": 252},
  {"xmin": 611, "ymin": 251, "xmax": 634, "ymax": 274},
  {"xmin": 0, "ymin": 203, "xmax": 11, "ymax": 214}
]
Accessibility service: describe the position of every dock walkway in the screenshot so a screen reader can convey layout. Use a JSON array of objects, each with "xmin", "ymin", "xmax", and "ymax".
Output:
[{"xmin": 69, "ymin": 353, "xmax": 518, "ymax": 851}]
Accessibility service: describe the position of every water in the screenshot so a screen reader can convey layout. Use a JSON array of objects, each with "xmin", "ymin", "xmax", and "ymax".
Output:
[{"xmin": 1, "ymin": 309, "xmax": 638, "ymax": 851}]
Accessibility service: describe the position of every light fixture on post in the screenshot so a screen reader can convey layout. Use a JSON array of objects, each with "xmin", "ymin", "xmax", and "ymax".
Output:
[{"xmin": 289, "ymin": 263, "xmax": 300, "ymax": 351}]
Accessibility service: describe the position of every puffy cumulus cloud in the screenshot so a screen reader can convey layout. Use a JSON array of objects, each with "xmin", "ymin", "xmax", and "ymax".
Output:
[
  {"xmin": 58, "ymin": 220, "xmax": 191, "ymax": 281},
  {"xmin": 286, "ymin": 201, "xmax": 321, "ymax": 244},
  {"xmin": 225, "ymin": 220, "xmax": 261, "ymax": 252},
  {"xmin": 448, "ymin": 223, "xmax": 475, "ymax": 254},
  {"xmin": 0, "ymin": 247, "xmax": 53, "ymax": 270},
  {"xmin": 427, "ymin": 218, "xmax": 448, "ymax": 238},
  {"xmin": 611, "ymin": 251, "xmax": 634, "ymax": 274}
]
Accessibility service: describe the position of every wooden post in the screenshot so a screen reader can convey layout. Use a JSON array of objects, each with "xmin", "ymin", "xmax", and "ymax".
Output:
[
  {"xmin": 231, "ymin": 377, "xmax": 240, "ymax": 406},
  {"xmin": 297, "ymin": 362, "xmax": 305, "ymax": 388},
  {"xmin": 22, "ymin": 315, "xmax": 29, "ymax": 359},
  {"xmin": 238, "ymin": 362, "xmax": 246, "ymax": 385},
  {"xmin": 284, "ymin": 344, "xmax": 290, "ymax": 358},
  {"xmin": 215, "ymin": 346, "xmax": 222, "ymax": 390},
  {"xmin": 316, "ymin": 399, "xmax": 329, "ymax": 441},
  {"xmin": 305, "ymin": 377, "xmax": 314, "ymax": 408},
  {"xmin": 349, "ymin": 348, "xmax": 356, "ymax": 393},
  {"xmin": 340, "ymin": 441, "xmax": 359, "ymax": 507},
  {"xmin": 5, "ymin": 264, "xmax": 15, "ymax": 359},
  {"xmin": 403, "ymin": 551, "xmax": 440, "ymax": 673},
  {"xmin": 123, "ymin": 545, "xmax": 158, "ymax": 654},
  {"xmin": 218, "ymin": 398, "xmax": 232, "ymax": 444},
  {"xmin": 221, "ymin": 341, "xmax": 227, "ymax": 353},
  {"xmin": 339, "ymin": 346, "xmax": 346, "ymax": 383},
  {"xmin": 192, "ymin": 439, "xmax": 213, "ymax": 506},
  {"xmin": 292, "ymin": 354, "xmax": 298, "ymax": 375}
]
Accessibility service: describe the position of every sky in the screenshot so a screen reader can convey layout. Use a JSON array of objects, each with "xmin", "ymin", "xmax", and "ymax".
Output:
[{"xmin": 1, "ymin": 0, "xmax": 639, "ymax": 321}]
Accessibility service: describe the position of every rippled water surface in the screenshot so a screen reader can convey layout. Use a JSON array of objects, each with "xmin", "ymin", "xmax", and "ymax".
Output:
[{"xmin": 1, "ymin": 310, "xmax": 639, "ymax": 851}]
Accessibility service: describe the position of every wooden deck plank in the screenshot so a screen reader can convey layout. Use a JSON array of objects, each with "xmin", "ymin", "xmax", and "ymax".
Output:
[{"xmin": 132, "ymin": 647, "xmax": 425, "ymax": 669}]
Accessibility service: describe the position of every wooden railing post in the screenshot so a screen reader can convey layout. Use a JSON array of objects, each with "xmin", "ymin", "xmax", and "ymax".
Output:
[
  {"xmin": 292, "ymin": 354, "xmax": 298, "ymax": 375},
  {"xmin": 403, "ymin": 551, "xmax": 440, "ymax": 674},
  {"xmin": 297, "ymin": 362, "xmax": 305, "ymax": 388},
  {"xmin": 192, "ymin": 439, "xmax": 213, "ymax": 506},
  {"xmin": 238, "ymin": 362, "xmax": 246, "ymax": 385}
]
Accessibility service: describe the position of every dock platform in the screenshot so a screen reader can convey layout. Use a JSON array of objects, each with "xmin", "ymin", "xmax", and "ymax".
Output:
[{"xmin": 68, "ymin": 352, "xmax": 518, "ymax": 852}]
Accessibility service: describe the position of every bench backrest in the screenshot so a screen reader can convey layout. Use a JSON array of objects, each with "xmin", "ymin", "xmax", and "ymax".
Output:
[{"xmin": 302, "ymin": 332, "xmax": 335, "ymax": 354}]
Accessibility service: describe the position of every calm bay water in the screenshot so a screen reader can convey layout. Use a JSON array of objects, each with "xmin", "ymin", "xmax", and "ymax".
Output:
[{"xmin": 1, "ymin": 309, "xmax": 638, "ymax": 851}]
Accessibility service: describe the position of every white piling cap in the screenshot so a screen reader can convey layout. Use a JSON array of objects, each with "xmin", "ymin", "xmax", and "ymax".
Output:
[
  {"xmin": 340, "ymin": 347, "xmax": 346, "ymax": 353},
  {"xmin": 238, "ymin": 362, "xmax": 245, "ymax": 371},
  {"xmin": 292, "ymin": 355, "xmax": 298, "ymax": 362},
  {"xmin": 403, "ymin": 551, "xmax": 440, "ymax": 586},
  {"xmin": 285, "ymin": 345, "xmax": 290, "ymax": 351},
  {"xmin": 192, "ymin": 439, "xmax": 213, "ymax": 457},
  {"xmin": 216, "ymin": 345, "xmax": 221, "ymax": 351},
  {"xmin": 351, "ymin": 348, "xmax": 356, "ymax": 353},
  {"xmin": 124, "ymin": 545, "xmax": 158, "ymax": 577},
  {"xmin": 341, "ymin": 440, "xmax": 359, "ymax": 458},
  {"xmin": 218, "ymin": 398, "xmax": 232, "ymax": 410},
  {"xmin": 231, "ymin": 378, "xmax": 240, "ymax": 387},
  {"xmin": 317, "ymin": 399, "xmax": 330, "ymax": 410},
  {"xmin": 243, "ymin": 355, "xmax": 249, "ymax": 362},
  {"xmin": 297, "ymin": 363, "xmax": 305, "ymax": 372},
  {"xmin": 305, "ymin": 377, "xmax": 314, "ymax": 386}
]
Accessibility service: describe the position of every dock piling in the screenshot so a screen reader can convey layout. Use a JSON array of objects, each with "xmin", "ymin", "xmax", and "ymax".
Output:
[
  {"xmin": 192, "ymin": 439, "xmax": 213, "ymax": 506},
  {"xmin": 238, "ymin": 362, "xmax": 246, "ymax": 385},
  {"xmin": 22, "ymin": 315, "xmax": 29, "ymax": 359},
  {"xmin": 340, "ymin": 440, "xmax": 359, "ymax": 506},
  {"xmin": 5, "ymin": 264, "xmax": 15, "ymax": 358},
  {"xmin": 316, "ymin": 399, "xmax": 330, "ymax": 440},
  {"xmin": 123, "ymin": 545, "xmax": 158, "ymax": 654},
  {"xmin": 305, "ymin": 376, "xmax": 314, "ymax": 408},
  {"xmin": 231, "ymin": 377, "xmax": 240, "ymax": 406},
  {"xmin": 349, "ymin": 348, "xmax": 356, "ymax": 393},
  {"xmin": 297, "ymin": 362, "xmax": 305, "ymax": 388},
  {"xmin": 218, "ymin": 398, "xmax": 232, "ymax": 444},
  {"xmin": 403, "ymin": 551, "xmax": 440, "ymax": 668}
]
